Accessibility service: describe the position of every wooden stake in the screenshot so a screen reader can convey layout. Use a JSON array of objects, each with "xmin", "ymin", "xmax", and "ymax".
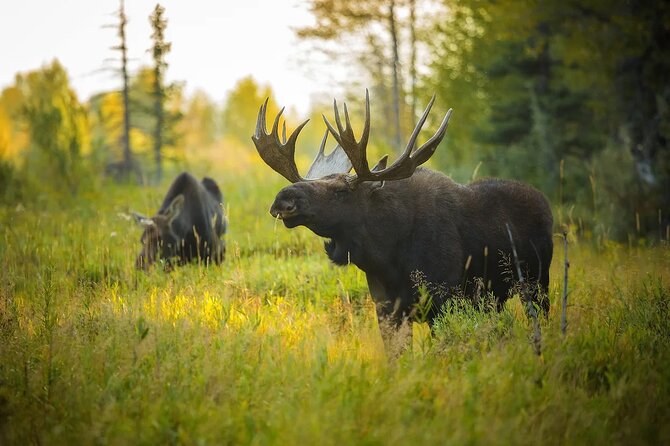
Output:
[{"xmin": 561, "ymin": 230, "xmax": 570, "ymax": 336}]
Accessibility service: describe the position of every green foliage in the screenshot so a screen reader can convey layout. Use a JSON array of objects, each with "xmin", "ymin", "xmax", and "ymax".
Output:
[
  {"xmin": 0, "ymin": 159, "xmax": 24, "ymax": 204},
  {"xmin": 85, "ymin": 67, "xmax": 183, "ymax": 180},
  {"xmin": 149, "ymin": 3, "xmax": 172, "ymax": 182},
  {"xmin": 2, "ymin": 4, "xmax": 670, "ymax": 439},
  {"xmin": 422, "ymin": 0, "xmax": 670, "ymax": 238},
  {"xmin": 149, "ymin": 4, "xmax": 171, "ymax": 72},
  {"xmin": 297, "ymin": 0, "xmax": 383, "ymax": 41},
  {"xmin": 297, "ymin": 0, "xmax": 420, "ymax": 152},
  {"xmin": 14, "ymin": 60, "xmax": 90, "ymax": 194},
  {"xmin": 0, "ymin": 163, "xmax": 669, "ymax": 444},
  {"xmin": 128, "ymin": 68, "xmax": 183, "ymax": 153},
  {"xmin": 180, "ymin": 90, "xmax": 220, "ymax": 150},
  {"xmin": 222, "ymin": 76, "xmax": 280, "ymax": 144}
]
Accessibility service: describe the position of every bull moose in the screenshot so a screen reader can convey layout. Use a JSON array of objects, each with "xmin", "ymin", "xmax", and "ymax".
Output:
[
  {"xmin": 252, "ymin": 91, "xmax": 553, "ymax": 344},
  {"xmin": 134, "ymin": 172, "xmax": 227, "ymax": 269}
]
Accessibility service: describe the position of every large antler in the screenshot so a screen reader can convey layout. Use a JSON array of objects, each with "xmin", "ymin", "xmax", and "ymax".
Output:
[
  {"xmin": 252, "ymin": 98, "xmax": 307, "ymax": 183},
  {"xmin": 252, "ymin": 99, "xmax": 353, "ymax": 183},
  {"xmin": 323, "ymin": 89, "xmax": 453, "ymax": 185}
]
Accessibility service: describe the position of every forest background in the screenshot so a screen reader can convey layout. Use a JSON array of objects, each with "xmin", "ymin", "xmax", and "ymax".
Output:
[{"xmin": 1, "ymin": 0, "xmax": 668, "ymax": 241}]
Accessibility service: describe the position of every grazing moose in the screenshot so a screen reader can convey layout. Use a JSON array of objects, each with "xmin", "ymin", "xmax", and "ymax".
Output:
[
  {"xmin": 252, "ymin": 91, "xmax": 553, "ymax": 346},
  {"xmin": 133, "ymin": 172, "xmax": 227, "ymax": 270}
]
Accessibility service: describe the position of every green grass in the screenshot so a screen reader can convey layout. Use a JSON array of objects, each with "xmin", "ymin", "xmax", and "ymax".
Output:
[{"xmin": 0, "ymin": 167, "xmax": 669, "ymax": 445}]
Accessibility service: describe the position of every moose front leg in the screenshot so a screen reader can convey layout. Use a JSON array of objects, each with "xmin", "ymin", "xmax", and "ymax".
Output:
[{"xmin": 366, "ymin": 274, "xmax": 412, "ymax": 358}]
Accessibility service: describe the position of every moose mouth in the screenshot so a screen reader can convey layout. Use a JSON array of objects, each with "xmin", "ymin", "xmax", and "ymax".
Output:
[
  {"xmin": 271, "ymin": 209, "xmax": 305, "ymax": 228},
  {"xmin": 272, "ymin": 209, "xmax": 296, "ymax": 219},
  {"xmin": 281, "ymin": 215, "xmax": 304, "ymax": 228}
]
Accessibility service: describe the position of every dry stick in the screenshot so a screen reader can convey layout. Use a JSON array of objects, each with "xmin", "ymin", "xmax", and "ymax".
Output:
[
  {"xmin": 561, "ymin": 230, "xmax": 570, "ymax": 335},
  {"xmin": 506, "ymin": 223, "xmax": 542, "ymax": 356}
]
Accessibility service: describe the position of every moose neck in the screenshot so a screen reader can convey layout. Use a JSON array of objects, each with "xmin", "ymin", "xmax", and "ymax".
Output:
[
  {"xmin": 324, "ymin": 237, "xmax": 357, "ymax": 266},
  {"xmin": 319, "ymin": 181, "xmax": 413, "ymax": 273}
]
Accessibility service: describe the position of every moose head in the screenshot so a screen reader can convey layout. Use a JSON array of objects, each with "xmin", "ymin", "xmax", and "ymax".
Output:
[
  {"xmin": 253, "ymin": 90, "xmax": 452, "ymax": 241},
  {"xmin": 133, "ymin": 194, "xmax": 184, "ymax": 270}
]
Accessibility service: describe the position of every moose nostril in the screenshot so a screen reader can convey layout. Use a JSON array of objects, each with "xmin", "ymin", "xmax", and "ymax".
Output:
[{"xmin": 285, "ymin": 202, "xmax": 296, "ymax": 212}]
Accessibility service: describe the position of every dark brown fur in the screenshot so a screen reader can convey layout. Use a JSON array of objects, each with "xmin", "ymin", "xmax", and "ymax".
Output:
[
  {"xmin": 270, "ymin": 168, "xmax": 553, "ymax": 326},
  {"xmin": 135, "ymin": 172, "xmax": 227, "ymax": 269}
]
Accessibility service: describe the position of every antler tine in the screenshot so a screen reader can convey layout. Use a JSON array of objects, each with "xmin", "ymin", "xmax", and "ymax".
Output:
[
  {"xmin": 317, "ymin": 129, "xmax": 328, "ymax": 157},
  {"xmin": 324, "ymin": 90, "xmax": 451, "ymax": 185},
  {"xmin": 362, "ymin": 88, "xmax": 371, "ymax": 148},
  {"xmin": 322, "ymin": 113, "xmax": 339, "ymax": 144},
  {"xmin": 251, "ymin": 99, "xmax": 305, "ymax": 183},
  {"xmin": 281, "ymin": 121, "xmax": 287, "ymax": 144},
  {"xmin": 271, "ymin": 107, "xmax": 285, "ymax": 141},
  {"xmin": 405, "ymin": 94, "xmax": 436, "ymax": 156},
  {"xmin": 333, "ymin": 98, "xmax": 344, "ymax": 133},
  {"xmin": 410, "ymin": 108, "xmax": 453, "ymax": 166},
  {"xmin": 286, "ymin": 119, "xmax": 310, "ymax": 146},
  {"xmin": 254, "ymin": 98, "xmax": 269, "ymax": 138},
  {"xmin": 323, "ymin": 89, "xmax": 373, "ymax": 178},
  {"xmin": 320, "ymin": 90, "xmax": 451, "ymax": 185},
  {"xmin": 343, "ymin": 102, "xmax": 351, "ymax": 131},
  {"xmin": 375, "ymin": 104, "xmax": 452, "ymax": 181},
  {"xmin": 381, "ymin": 94, "xmax": 439, "ymax": 174}
]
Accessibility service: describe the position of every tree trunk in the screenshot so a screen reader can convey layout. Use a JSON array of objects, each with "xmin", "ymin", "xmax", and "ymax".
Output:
[
  {"xmin": 388, "ymin": 0, "xmax": 402, "ymax": 152},
  {"xmin": 532, "ymin": 20, "xmax": 557, "ymax": 188},
  {"xmin": 153, "ymin": 72, "xmax": 163, "ymax": 183},
  {"xmin": 150, "ymin": 3, "xmax": 170, "ymax": 184},
  {"xmin": 119, "ymin": 0, "xmax": 133, "ymax": 178},
  {"xmin": 409, "ymin": 0, "xmax": 417, "ymax": 130},
  {"xmin": 119, "ymin": 0, "xmax": 140, "ymax": 180}
]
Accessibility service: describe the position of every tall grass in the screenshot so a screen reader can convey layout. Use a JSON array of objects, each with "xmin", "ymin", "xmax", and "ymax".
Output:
[{"xmin": 0, "ymin": 167, "xmax": 668, "ymax": 445}]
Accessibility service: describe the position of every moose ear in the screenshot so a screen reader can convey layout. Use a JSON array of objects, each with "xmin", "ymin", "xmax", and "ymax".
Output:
[
  {"xmin": 131, "ymin": 211, "xmax": 155, "ymax": 228},
  {"xmin": 165, "ymin": 194, "xmax": 184, "ymax": 223}
]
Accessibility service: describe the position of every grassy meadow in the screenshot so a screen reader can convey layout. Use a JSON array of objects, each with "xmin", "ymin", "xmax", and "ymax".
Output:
[{"xmin": 0, "ymin": 162, "xmax": 669, "ymax": 445}]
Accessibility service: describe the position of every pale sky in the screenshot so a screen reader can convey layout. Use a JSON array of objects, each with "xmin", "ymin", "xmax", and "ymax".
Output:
[{"xmin": 0, "ymin": 0, "xmax": 336, "ymax": 114}]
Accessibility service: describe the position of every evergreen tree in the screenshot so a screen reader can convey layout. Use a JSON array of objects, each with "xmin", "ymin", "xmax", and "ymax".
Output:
[
  {"xmin": 425, "ymin": 0, "xmax": 670, "ymax": 237},
  {"xmin": 114, "ymin": 0, "xmax": 135, "ymax": 179},
  {"xmin": 149, "ymin": 3, "xmax": 171, "ymax": 183}
]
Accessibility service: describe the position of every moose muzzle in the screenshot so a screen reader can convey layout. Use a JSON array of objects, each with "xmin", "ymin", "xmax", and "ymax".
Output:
[{"xmin": 270, "ymin": 198, "xmax": 298, "ymax": 220}]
